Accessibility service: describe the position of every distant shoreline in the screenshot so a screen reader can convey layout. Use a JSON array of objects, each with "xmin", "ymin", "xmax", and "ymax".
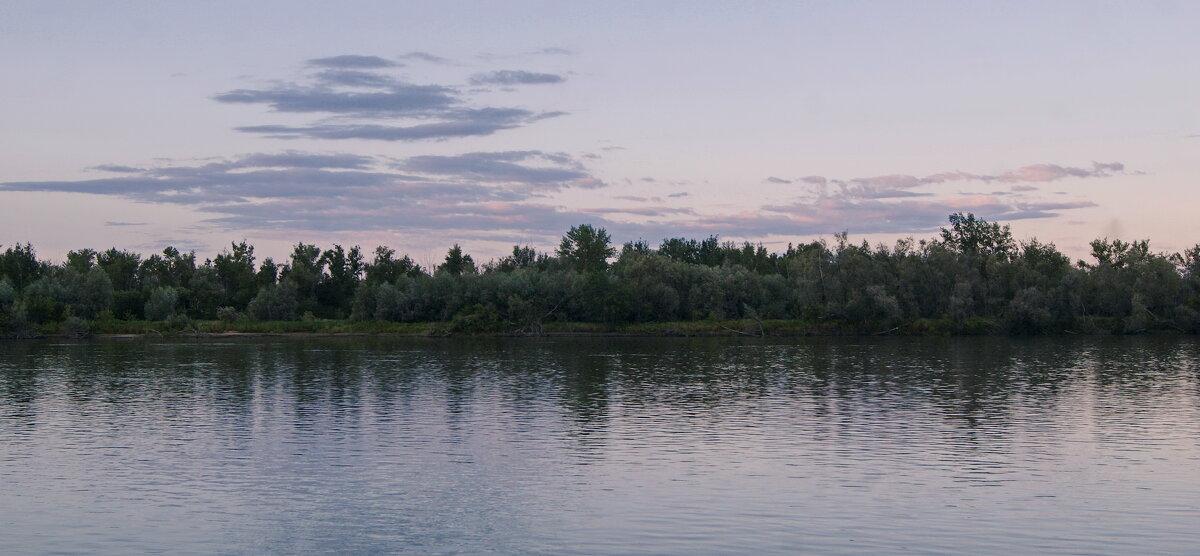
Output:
[{"xmin": 6, "ymin": 316, "xmax": 1194, "ymax": 340}]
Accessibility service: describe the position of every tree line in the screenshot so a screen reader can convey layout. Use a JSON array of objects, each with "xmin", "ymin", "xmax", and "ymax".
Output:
[{"xmin": 2, "ymin": 213, "xmax": 1199, "ymax": 336}]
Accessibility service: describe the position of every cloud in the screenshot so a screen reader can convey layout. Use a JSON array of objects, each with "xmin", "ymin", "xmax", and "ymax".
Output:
[
  {"xmin": 400, "ymin": 151, "xmax": 600, "ymax": 188},
  {"xmin": 766, "ymin": 176, "xmax": 792, "ymax": 184},
  {"xmin": 311, "ymin": 69, "xmax": 400, "ymax": 88},
  {"xmin": 135, "ymin": 238, "xmax": 210, "ymax": 253},
  {"xmin": 235, "ymin": 108, "xmax": 564, "ymax": 142},
  {"xmin": 1, "ymin": 150, "xmax": 606, "ymax": 237},
  {"xmin": 239, "ymin": 121, "xmax": 514, "ymax": 141},
  {"xmin": 213, "ymin": 84, "xmax": 457, "ymax": 115},
  {"xmin": 530, "ymin": 47, "xmax": 573, "ymax": 56},
  {"xmin": 92, "ymin": 164, "xmax": 144, "ymax": 173},
  {"xmin": 469, "ymin": 70, "xmax": 565, "ymax": 86},
  {"xmin": 583, "ymin": 206, "xmax": 696, "ymax": 217},
  {"xmin": 788, "ymin": 161, "xmax": 1129, "ymax": 201},
  {"xmin": 991, "ymin": 162, "xmax": 1123, "ymax": 183},
  {"xmin": 104, "ymin": 221, "xmax": 147, "ymax": 227},
  {"xmin": 398, "ymin": 51, "xmax": 452, "ymax": 64},
  {"xmin": 232, "ymin": 151, "xmax": 375, "ymax": 169},
  {"xmin": 633, "ymin": 196, "xmax": 1098, "ymax": 239},
  {"xmin": 715, "ymin": 160, "xmax": 1120, "ymax": 237},
  {"xmin": 306, "ymin": 55, "xmax": 399, "ymax": 69},
  {"xmin": 213, "ymin": 55, "xmax": 567, "ymax": 142},
  {"xmin": 4, "ymin": 152, "xmax": 1109, "ymax": 247},
  {"xmin": 835, "ymin": 179, "xmax": 933, "ymax": 199},
  {"xmin": 750, "ymin": 194, "xmax": 1096, "ymax": 236}
]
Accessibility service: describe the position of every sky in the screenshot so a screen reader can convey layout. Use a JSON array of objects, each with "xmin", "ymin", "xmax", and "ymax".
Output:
[{"xmin": 2, "ymin": 1, "xmax": 1198, "ymax": 266}]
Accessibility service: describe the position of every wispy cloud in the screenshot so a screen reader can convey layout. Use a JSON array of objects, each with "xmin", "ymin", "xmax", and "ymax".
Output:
[
  {"xmin": 469, "ymin": 70, "xmax": 565, "ymax": 86},
  {"xmin": 214, "ymin": 83, "xmax": 456, "ymax": 115},
  {"xmin": 397, "ymin": 51, "xmax": 453, "ymax": 64},
  {"xmin": 786, "ymin": 161, "xmax": 1128, "ymax": 201},
  {"xmin": 758, "ymin": 196, "xmax": 1096, "ymax": 234},
  {"xmin": 306, "ymin": 55, "xmax": 400, "ymax": 69},
  {"xmin": 583, "ymin": 206, "xmax": 696, "ymax": 217},
  {"xmin": 399, "ymin": 151, "xmax": 601, "ymax": 188},
  {"xmin": 705, "ymin": 161, "xmax": 1120, "ymax": 238},
  {"xmin": 213, "ymin": 56, "xmax": 566, "ymax": 141},
  {"xmin": 2, "ymin": 151, "xmax": 1113, "ymax": 245},
  {"xmin": 91, "ymin": 164, "xmax": 145, "ymax": 173},
  {"xmin": 1, "ymin": 151, "xmax": 607, "ymax": 236},
  {"xmin": 529, "ymin": 47, "xmax": 573, "ymax": 56}
]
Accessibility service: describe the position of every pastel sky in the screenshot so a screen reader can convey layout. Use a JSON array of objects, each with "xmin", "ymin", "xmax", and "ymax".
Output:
[{"xmin": 2, "ymin": 1, "xmax": 1198, "ymax": 265}]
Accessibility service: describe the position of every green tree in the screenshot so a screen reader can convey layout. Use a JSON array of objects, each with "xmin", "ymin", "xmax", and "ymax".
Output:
[
  {"xmin": 97, "ymin": 248, "xmax": 142, "ymax": 291},
  {"xmin": 940, "ymin": 213, "xmax": 1016, "ymax": 260},
  {"xmin": 247, "ymin": 283, "xmax": 299, "ymax": 321},
  {"xmin": 558, "ymin": 224, "xmax": 615, "ymax": 273},
  {"xmin": 213, "ymin": 240, "xmax": 257, "ymax": 310},
  {"xmin": 282, "ymin": 243, "xmax": 323, "ymax": 315},
  {"xmin": 0, "ymin": 243, "xmax": 43, "ymax": 290},
  {"xmin": 317, "ymin": 244, "xmax": 364, "ymax": 316},
  {"xmin": 66, "ymin": 249, "xmax": 98, "ymax": 273},
  {"xmin": 144, "ymin": 286, "xmax": 178, "ymax": 320},
  {"xmin": 256, "ymin": 258, "xmax": 279, "ymax": 289},
  {"xmin": 365, "ymin": 246, "xmax": 423, "ymax": 283},
  {"xmin": 65, "ymin": 267, "xmax": 114, "ymax": 319},
  {"xmin": 436, "ymin": 244, "xmax": 476, "ymax": 276}
]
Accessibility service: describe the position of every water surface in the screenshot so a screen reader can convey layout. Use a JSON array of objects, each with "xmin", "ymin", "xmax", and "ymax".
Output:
[{"xmin": 1, "ymin": 337, "xmax": 1198, "ymax": 554}]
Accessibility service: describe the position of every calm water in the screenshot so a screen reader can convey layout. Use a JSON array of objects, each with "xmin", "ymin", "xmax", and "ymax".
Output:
[{"xmin": 1, "ymin": 337, "xmax": 1198, "ymax": 554}]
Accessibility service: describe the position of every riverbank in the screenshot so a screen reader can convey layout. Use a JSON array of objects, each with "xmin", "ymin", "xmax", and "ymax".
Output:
[{"xmin": 4, "ymin": 315, "xmax": 1189, "ymax": 339}]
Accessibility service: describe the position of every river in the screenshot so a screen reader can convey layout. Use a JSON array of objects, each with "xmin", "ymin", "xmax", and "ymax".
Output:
[{"xmin": 1, "ymin": 337, "xmax": 1197, "ymax": 554}]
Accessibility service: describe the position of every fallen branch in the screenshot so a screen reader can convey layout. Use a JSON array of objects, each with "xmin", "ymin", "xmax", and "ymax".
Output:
[{"xmin": 721, "ymin": 325, "xmax": 755, "ymax": 336}]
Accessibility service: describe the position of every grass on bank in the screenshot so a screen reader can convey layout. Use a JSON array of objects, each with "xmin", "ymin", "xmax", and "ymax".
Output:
[{"xmin": 7, "ymin": 313, "xmax": 1163, "ymax": 339}]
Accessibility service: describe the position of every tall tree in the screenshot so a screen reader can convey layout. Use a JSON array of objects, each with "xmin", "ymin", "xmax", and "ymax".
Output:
[
  {"xmin": 558, "ymin": 224, "xmax": 615, "ymax": 273},
  {"xmin": 437, "ymin": 244, "xmax": 476, "ymax": 276},
  {"xmin": 0, "ymin": 243, "xmax": 43, "ymax": 290},
  {"xmin": 213, "ymin": 240, "xmax": 257, "ymax": 310}
]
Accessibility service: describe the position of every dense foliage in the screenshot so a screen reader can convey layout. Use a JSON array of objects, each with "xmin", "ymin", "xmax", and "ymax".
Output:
[{"xmin": 3, "ymin": 215, "xmax": 1200, "ymax": 336}]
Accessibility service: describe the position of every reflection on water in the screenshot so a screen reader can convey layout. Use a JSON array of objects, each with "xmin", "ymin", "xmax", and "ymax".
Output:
[{"xmin": 1, "ymin": 337, "xmax": 1199, "ymax": 554}]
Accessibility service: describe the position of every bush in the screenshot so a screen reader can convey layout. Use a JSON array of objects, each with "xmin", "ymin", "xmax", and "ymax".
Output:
[
  {"xmin": 216, "ymin": 306, "xmax": 240, "ymax": 322},
  {"xmin": 66, "ymin": 267, "xmax": 113, "ymax": 319},
  {"xmin": 144, "ymin": 286, "xmax": 178, "ymax": 321},
  {"xmin": 61, "ymin": 316, "xmax": 91, "ymax": 338},
  {"xmin": 1005, "ymin": 287, "xmax": 1054, "ymax": 335},
  {"xmin": 449, "ymin": 304, "xmax": 503, "ymax": 334},
  {"xmin": 0, "ymin": 280, "xmax": 31, "ymax": 337},
  {"xmin": 165, "ymin": 313, "xmax": 193, "ymax": 330},
  {"xmin": 247, "ymin": 284, "xmax": 298, "ymax": 321}
]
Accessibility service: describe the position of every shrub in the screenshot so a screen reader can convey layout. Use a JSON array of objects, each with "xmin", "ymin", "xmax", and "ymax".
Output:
[
  {"xmin": 247, "ymin": 284, "xmax": 298, "ymax": 321},
  {"xmin": 216, "ymin": 306, "xmax": 240, "ymax": 322},
  {"xmin": 449, "ymin": 303, "xmax": 503, "ymax": 334},
  {"xmin": 144, "ymin": 286, "xmax": 178, "ymax": 321},
  {"xmin": 165, "ymin": 313, "xmax": 193, "ymax": 330},
  {"xmin": 61, "ymin": 316, "xmax": 91, "ymax": 338}
]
